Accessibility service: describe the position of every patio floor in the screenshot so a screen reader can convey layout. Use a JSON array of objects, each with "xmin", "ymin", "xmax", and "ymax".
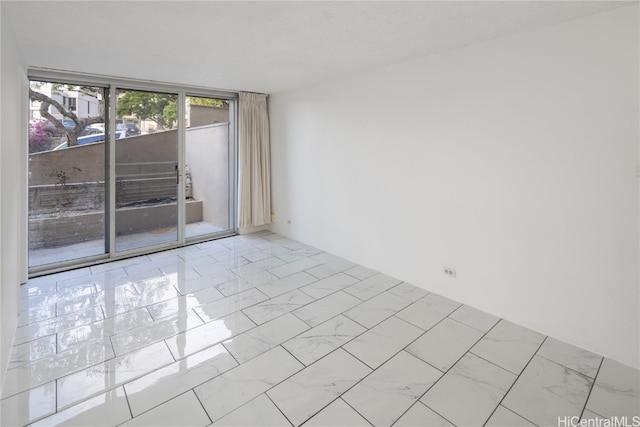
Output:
[{"xmin": 28, "ymin": 221, "xmax": 226, "ymax": 268}]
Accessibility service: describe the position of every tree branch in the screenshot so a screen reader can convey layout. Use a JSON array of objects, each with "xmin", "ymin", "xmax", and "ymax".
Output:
[
  {"xmin": 29, "ymin": 89, "xmax": 79, "ymax": 126},
  {"xmin": 30, "ymin": 88, "xmax": 105, "ymax": 146}
]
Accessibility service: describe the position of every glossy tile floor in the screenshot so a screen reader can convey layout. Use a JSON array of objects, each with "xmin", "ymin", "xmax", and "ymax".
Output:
[{"xmin": 3, "ymin": 231, "xmax": 639, "ymax": 426}]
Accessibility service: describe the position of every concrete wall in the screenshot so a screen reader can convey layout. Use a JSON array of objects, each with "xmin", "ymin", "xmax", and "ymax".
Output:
[
  {"xmin": 116, "ymin": 200, "xmax": 202, "ymax": 236},
  {"xmin": 0, "ymin": 4, "xmax": 27, "ymax": 390},
  {"xmin": 269, "ymin": 6, "xmax": 639, "ymax": 368},
  {"xmin": 29, "ymin": 212, "xmax": 105, "ymax": 249},
  {"xmin": 115, "ymin": 130, "xmax": 177, "ymax": 164},
  {"xmin": 186, "ymin": 123, "xmax": 230, "ymax": 229},
  {"xmin": 27, "ymin": 124, "xmax": 229, "ymax": 248},
  {"xmin": 29, "ymin": 131, "xmax": 180, "ymax": 211},
  {"xmin": 28, "ymin": 130, "xmax": 181, "ymax": 251},
  {"xmin": 28, "ymin": 126, "xmax": 229, "ymax": 213},
  {"xmin": 190, "ymin": 105, "xmax": 229, "ymax": 127},
  {"xmin": 29, "ymin": 198, "xmax": 202, "ymax": 249},
  {"xmin": 29, "ymin": 130, "xmax": 178, "ymax": 185},
  {"xmin": 30, "ymin": 182, "xmax": 104, "ymax": 213},
  {"xmin": 29, "ymin": 143, "xmax": 104, "ymax": 184}
]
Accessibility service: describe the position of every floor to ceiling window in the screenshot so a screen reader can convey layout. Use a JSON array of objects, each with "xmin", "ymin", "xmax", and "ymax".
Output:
[
  {"xmin": 28, "ymin": 80, "xmax": 108, "ymax": 267},
  {"xmin": 27, "ymin": 72, "xmax": 237, "ymax": 275},
  {"xmin": 114, "ymin": 89, "xmax": 179, "ymax": 253},
  {"xmin": 185, "ymin": 95, "xmax": 234, "ymax": 240}
]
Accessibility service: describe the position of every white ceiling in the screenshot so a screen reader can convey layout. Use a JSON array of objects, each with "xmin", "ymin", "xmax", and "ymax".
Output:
[{"xmin": 2, "ymin": 1, "xmax": 633, "ymax": 94}]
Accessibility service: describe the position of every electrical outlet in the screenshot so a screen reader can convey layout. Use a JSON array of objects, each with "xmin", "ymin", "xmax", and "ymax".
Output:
[
  {"xmin": 271, "ymin": 213, "xmax": 276, "ymax": 222},
  {"xmin": 444, "ymin": 267, "xmax": 456, "ymax": 278}
]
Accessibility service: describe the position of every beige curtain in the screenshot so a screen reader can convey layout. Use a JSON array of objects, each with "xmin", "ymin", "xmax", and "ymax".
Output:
[{"xmin": 238, "ymin": 92, "xmax": 271, "ymax": 228}]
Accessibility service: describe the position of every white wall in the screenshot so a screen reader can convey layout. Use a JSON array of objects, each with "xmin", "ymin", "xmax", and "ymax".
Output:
[
  {"xmin": 0, "ymin": 5, "xmax": 28, "ymax": 389},
  {"xmin": 185, "ymin": 123, "xmax": 230, "ymax": 228},
  {"xmin": 270, "ymin": 6, "xmax": 639, "ymax": 368}
]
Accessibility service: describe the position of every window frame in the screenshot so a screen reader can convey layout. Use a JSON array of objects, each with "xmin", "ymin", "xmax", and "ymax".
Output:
[{"xmin": 27, "ymin": 68, "xmax": 239, "ymax": 277}]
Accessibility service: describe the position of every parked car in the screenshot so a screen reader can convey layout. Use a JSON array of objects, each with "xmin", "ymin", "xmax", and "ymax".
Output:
[
  {"xmin": 61, "ymin": 119, "xmax": 76, "ymax": 129},
  {"xmin": 53, "ymin": 131, "xmax": 126, "ymax": 150},
  {"xmin": 116, "ymin": 123, "xmax": 140, "ymax": 137},
  {"xmin": 80, "ymin": 126, "xmax": 103, "ymax": 136}
]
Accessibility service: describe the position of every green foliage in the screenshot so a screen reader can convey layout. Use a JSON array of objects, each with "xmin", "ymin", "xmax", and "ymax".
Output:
[
  {"xmin": 188, "ymin": 97, "xmax": 227, "ymax": 108},
  {"xmin": 116, "ymin": 91, "xmax": 177, "ymax": 127},
  {"xmin": 114, "ymin": 93, "xmax": 228, "ymax": 129},
  {"xmin": 163, "ymin": 102, "xmax": 178, "ymax": 129},
  {"xmin": 53, "ymin": 84, "xmax": 100, "ymax": 97}
]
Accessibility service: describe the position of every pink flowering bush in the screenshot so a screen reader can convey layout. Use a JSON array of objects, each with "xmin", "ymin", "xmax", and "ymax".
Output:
[{"xmin": 29, "ymin": 119, "xmax": 63, "ymax": 153}]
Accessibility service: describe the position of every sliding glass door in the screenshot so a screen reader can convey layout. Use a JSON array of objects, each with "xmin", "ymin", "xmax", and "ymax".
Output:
[
  {"xmin": 27, "ymin": 73, "xmax": 238, "ymax": 275},
  {"xmin": 185, "ymin": 96, "xmax": 234, "ymax": 240},
  {"xmin": 114, "ymin": 89, "xmax": 179, "ymax": 252},
  {"xmin": 28, "ymin": 81, "xmax": 107, "ymax": 267}
]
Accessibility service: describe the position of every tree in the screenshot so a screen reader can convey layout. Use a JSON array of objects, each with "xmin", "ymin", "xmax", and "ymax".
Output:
[
  {"xmin": 116, "ymin": 91, "xmax": 177, "ymax": 128},
  {"xmin": 188, "ymin": 97, "xmax": 228, "ymax": 108},
  {"xmin": 162, "ymin": 102, "xmax": 178, "ymax": 129},
  {"xmin": 29, "ymin": 84, "xmax": 104, "ymax": 147}
]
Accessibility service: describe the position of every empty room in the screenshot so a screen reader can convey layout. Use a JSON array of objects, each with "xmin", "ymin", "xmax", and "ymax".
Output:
[{"xmin": 0, "ymin": 1, "xmax": 638, "ymax": 426}]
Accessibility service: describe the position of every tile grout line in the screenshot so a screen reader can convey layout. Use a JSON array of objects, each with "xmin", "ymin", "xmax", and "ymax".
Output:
[
  {"xmin": 400, "ymin": 315, "xmax": 544, "ymax": 425},
  {"xmin": 535, "ymin": 352, "xmax": 601, "ymax": 380},
  {"xmin": 483, "ymin": 335, "xmax": 549, "ymax": 426},
  {"xmin": 1, "ymin": 342, "xmax": 117, "ymax": 401},
  {"xmin": 264, "ymin": 392, "xmax": 295, "ymax": 427},
  {"xmin": 50, "ymin": 341, "xmax": 176, "ymax": 414},
  {"xmin": 401, "ymin": 401, "xmax": 457, "ymax": 427},
  {"xmin": 339, "ymin": 397, "xmax": 376, "ymax": 426},
  {"xmin": 578, "ymin": 356, "xmax": 605, "ymax": 420},
  {"xmin": 121, "ymin": 383, "xmax": 135, "ymax": 424},
  {"xmin": 273, "ymin": 345, "xmax": 370, "ymax": 426},
  {"xmin": 199, "ymin": 347, "xmax": 303, "ymax": 425},
  {"xmin": 191, "ymin": 390, "xmax": 214, "ymax": 426},
  {"xmin": 403, "ymin": 316, "xmax": 501, "ymax": 426},
  {"xmin": 121, "ymin": 352, "xmax": 237, "ymax": 421}
]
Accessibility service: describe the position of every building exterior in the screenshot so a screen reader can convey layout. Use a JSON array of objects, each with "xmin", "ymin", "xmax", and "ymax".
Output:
[{"xmin": 29, "ymin": 82, "xmax": 101, "ymax": 122}]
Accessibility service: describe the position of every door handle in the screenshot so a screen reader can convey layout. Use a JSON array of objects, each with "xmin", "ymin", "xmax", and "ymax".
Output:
[{"xmin": 175, "ymin": 164, "xmax": 179, "ymax": 185}]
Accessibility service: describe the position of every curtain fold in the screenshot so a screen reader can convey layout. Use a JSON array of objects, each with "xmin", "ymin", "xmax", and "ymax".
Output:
[{"xmin": 238, "ymin": 92, "xmax": 271, "ymax": 228}]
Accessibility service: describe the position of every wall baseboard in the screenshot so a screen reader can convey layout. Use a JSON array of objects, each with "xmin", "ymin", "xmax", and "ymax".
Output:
[{"xmin": 238, "ymin": 224, "xmax": 270, "ymax": 235}]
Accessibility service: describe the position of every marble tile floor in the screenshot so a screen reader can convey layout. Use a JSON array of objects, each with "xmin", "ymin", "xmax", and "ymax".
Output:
[{"xmin": 2, "ymin": 231, "xmax": 639, "ymax": 426}]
